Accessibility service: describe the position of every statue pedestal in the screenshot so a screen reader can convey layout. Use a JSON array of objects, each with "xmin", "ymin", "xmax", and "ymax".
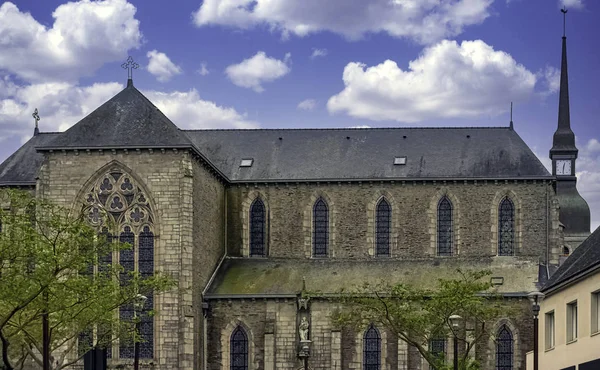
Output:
[{"xmin": 298, "ymin": 340, "xmax": 311, "ymax": 357}]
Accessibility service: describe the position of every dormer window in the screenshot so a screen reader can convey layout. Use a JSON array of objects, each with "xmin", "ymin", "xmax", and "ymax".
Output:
[{"xmin": 394, "ymin": 157, "xmax": 407, "ymax": 165}]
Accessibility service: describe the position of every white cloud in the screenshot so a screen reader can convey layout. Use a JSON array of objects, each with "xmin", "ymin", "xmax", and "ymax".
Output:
[
  {"xmin": 146, "ymin": 50, "xmax": 182, "ymax": 82},
  {"xmin": 193, "ymin": 0, "xmax": 493, "ymax": 45},
  {"xmin": 327, "ymin": 39, "xmax": 538, "ymax": 122},
  {"xmin": 225, "ymin": 51, "xmax": 291, "ymax": 92},
  {"xmin": 197, "ymin": 62, "xmax": 210, "ymax": 76},
  {"xmin": 539, "ymin": 66, "xmax": 560, "ymax": 96},
  {"xmin": 0, "ymin": 79, "xmax": 258, "ymax": 152},
  {"xmin": 297, "ymin": 99, "xmax": 317, "ymax": 111},
  {"xmin": 0, "ymin": 0, "xmax": 142, "ymax": 83},
  {"xmin": 560, "ymin": 0, "xmax": 584, "ymax": 9},
  {"xmin": 577, "ymin": 138, "xmax": 600, "ymax": 231},
  {"xmin": 311, "ymin": 48, "xmax": 328, "ymax": 59}
]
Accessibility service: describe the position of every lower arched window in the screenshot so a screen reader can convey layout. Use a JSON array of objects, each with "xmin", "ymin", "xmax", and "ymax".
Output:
[
  {"xmin": 231, "ymin": 326, "xmax": 248, "ymax": 370},
  {"xmin": 363, "ymin": 325, "xmax": 381, "ymax": 370},
  {"xmin": 496, "ymin": 325, "xmax": 513, "ymax": 370}
]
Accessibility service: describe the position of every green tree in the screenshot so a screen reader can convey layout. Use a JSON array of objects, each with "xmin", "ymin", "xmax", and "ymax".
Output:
[
  {"xmin": 0, "ymin": 190, "xmax": 174, "ymax": 370},
  {"xmin": 331, "ymin": 270, "xmax": 511, "ymax": 370}
]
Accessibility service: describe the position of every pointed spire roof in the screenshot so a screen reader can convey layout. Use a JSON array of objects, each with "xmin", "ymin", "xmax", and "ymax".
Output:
[
  {"xmin": 38, "ymin": 82, "xmax": 192, "ymax": 150},
  {"xmin": 550, "ymin": 12, "xmax": 577, "ymax": 155}
]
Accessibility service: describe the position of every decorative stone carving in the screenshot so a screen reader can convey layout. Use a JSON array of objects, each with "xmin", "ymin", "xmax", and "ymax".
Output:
[{"xmin": 299, "ymin": 317, "xmax": 310, "ymax": 341}]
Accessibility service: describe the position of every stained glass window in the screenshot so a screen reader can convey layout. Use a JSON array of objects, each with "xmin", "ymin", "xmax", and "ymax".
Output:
[
  {"xmin": 83, "ymin": 170, "xmax": 155, "ymax": 360},
  {"xmin": 437, "ymin": 197, "xmax": 453, "ymax": 256},
  {"xmin": 375, "ymin": 198, "xmax": 391, "ymax": 257},
  {"xmin": 230, "ymin": 326, "xmax": 248, "ymax": 370},
  {"xmin": 496, "ymin": 325, "xmax": 513, "ymax": 370},
  {"xmin": 429, "ymin": 337, "xmax": 446, "ymax": 370},
  {"xmin": 363, "ymin": 325, "xmax": 381, "ymax": 370},
  {"xmin": 249, "ymin": 198, "xmax": 266, "ymax": 257},
  {"xmin": 498, "ymin": 198, "xmax": 514, "ymax": 256},
  {"xmin": 139, "ymin": 226, "xmax": 154, "ymax": 359},
  {"xmin": 313, "ymin": 198, "xmax": 329, "ymax": 257}
]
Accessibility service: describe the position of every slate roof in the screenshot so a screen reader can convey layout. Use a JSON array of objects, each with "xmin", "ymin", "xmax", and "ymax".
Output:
[
  {"xmin": 0, "ymin": 84, "xmax": 552, "ymax": 185},
  {"xmin": 205, "ymin": 257, "xmax": 540, "ymax": 297},
  {"xmin": 37, "ymin": 82, "xmax": 192, "ymax": 150},
  {"xmin": 543, "ymin": 225, "xmax": 600, "ymax": 293},
  {"xmin": 185, "ymin": 127, "xmax": 551, "ymax": 182},
  {"xmin": 0, "ymin": 133, "xmax": 60, "ymax": 186}
]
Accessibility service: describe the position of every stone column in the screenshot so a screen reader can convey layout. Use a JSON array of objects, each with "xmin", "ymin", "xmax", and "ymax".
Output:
[
  {"xmin": 264, "ymin": 333, "xmax": 275, "ymax": 370},
  {"xmin": 331, "ymin": 330, "xmax": 342, "ymax": 370},
  {"xmin": 397, "ymin": 339, "xmax": 408, "ymax": 370}
]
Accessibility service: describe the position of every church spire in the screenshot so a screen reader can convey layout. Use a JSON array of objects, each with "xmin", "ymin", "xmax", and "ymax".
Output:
[{"xmin": 551, "ymin": 7, "xmax": 577, "ymax": 155}]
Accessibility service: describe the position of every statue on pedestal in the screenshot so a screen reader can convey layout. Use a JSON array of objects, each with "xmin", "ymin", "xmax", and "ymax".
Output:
[{"xmin": 299, "ymin": 317, "xmax": 310, "ymax": 341}]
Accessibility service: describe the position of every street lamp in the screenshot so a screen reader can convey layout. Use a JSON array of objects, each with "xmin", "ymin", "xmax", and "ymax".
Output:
[
  {"xmin": 449, "ymin": 314, "xmax": 462, "ymax": 370},
  {"xmin": 132, "ymin": 294, "xmax": 147, "ymax": 370},
  {"xmin": 528, "ymin": 291, "xmax": 545, "ymax": 370}
]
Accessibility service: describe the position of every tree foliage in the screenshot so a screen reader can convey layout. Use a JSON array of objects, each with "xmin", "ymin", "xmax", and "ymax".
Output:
[
  {"xmin": 0, "ymin": 190, "xmax": 174, "ymax": 370},
  {"xmin": 331, "ymin": 269, "xmax": 512, "ymax": 370}
]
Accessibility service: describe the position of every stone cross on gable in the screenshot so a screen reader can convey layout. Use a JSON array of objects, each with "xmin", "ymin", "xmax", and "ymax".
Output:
[
  {"xmin": 121, "ymin": 56, "xmax": 139, "ymax": 81},
  {"xmin": 32, "ymin": 108, "xmax": 40, "ymax": 136}
]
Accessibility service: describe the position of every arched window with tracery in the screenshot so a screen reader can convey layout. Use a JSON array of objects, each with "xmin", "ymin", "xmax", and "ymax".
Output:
[
  {"xmin": 230, "ymin": 326, "xmax": 248, "ymax": 370},
  {"xmin": 496, "ymin": 325, "xmax": 514, "ymax": 370},
  {"xmin": 82, "ymin": 169, "xmax": 155, "ymax": 359},
  {"xmin": 249, "ymin": 198, "xmax": 266, "ymax": 257},
  {"xmin": 437, "ymin": 197, "xmax": 453, "ymax": 256},
  {"xmin": 375, "ymin": 198, "xmax": 391, "ymax": 257},
  {"xmin": 498, "ymin": 198, "xmax": 515, "ymax": 256},
  {"xmin": 363, "ymin": 325, "xmax": 381, "ymax": 370},
  {"xmin": 313, "ymin": 198, "xmax": 329, "ymax": 257}
]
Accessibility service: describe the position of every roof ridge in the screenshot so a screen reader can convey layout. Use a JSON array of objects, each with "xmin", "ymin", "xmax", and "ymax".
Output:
[{"xmin": 183, "ymin": 126, "xmax": 512, "ymax": 132}]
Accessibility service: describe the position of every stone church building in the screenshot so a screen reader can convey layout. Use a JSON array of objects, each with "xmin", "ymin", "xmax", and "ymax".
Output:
[{"xmin": 0, "ymin": 34, "xmax": 591, "ymax": 369}]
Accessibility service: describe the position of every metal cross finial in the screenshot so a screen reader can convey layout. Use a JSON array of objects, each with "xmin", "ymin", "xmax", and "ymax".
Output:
[
  {"xmin": 121, "ymin": 56, "xmax": 139, "ymax": 80},
  {"xmin": 561, "ymin": 6, "xmax": 568, "ymax": 37},
  {"xmin": 32, "ymin": 108, "xmax": 40, "ymax": 128}
]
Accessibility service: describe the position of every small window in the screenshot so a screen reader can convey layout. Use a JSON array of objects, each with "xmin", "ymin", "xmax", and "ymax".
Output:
[
  {"xmin": 592, "ymin": 291, "xmax": 600, "ymax": 335},
  {"xmin": 394, "ymin": 157, "xmax": 407, "ymax": 165},
  {"xmin": 240, "ymin": 158, "xmax": 254, "ymax": 167},
  {"xmin": 429, "ymin": 337, "xmax": 446, "ymax": 370},
  {"xmin": 567, "ymin": 301, "xmax": 578, "ymax": 342},
  {"xmin": 545, "ymin": 311, "xmax": 555, "ymax": 350},
  {"xmin": 562, "ymin": 246, "xmax": 570, "ymax": 257}
]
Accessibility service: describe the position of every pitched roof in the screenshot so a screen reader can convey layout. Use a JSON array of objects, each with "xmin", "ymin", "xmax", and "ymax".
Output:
[
  {"xmin": 0, "ymin": 133, "xmax": 60, "ymax": 186},
  {"xmin": 205, "ymin": 257, "xmax": 540, "ymax": 297},
  {"xmin": 543, "ymin": 225, "xmax": 600, "ymax": 293},
  {"xmin": 37, "ymin": 82, "xmax": 192, "ymax": 150},
  {"xmin": 185, "ymin": 127, "xmax": 551, "ymax": 182}
]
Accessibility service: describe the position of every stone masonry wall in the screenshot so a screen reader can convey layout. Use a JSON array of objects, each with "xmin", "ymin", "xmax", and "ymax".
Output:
[
  {"xmin": 207, "ymin": 298, "xmax": 533, "ymax": 370},
  {"xmin": 37, "ymin": 149, "xmax": 195, "ymax": 370},
  {"xmin": 226, "ymin": 181, "xmax": 557, "ymax": 261},
  {"xmin": 192, "ymin": 160, "xmax": 226, "ymax": 370}
]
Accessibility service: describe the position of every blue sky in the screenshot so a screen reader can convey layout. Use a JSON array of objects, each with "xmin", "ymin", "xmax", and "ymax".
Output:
[{"xmin": 0, "ymin": 0, "xmax": 598, "ymax": 229}]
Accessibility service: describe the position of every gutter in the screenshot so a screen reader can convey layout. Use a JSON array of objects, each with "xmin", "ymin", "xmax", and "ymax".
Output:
[
  {"xmin": 203, "ymin": 291, "xmax": 532, "ymax": 300},
  {"xmin": 542, "ymin": 263, "xmax": 600, "ymax": 296}
]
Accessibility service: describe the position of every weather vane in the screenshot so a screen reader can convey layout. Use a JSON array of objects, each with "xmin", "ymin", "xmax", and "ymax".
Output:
[
  {"xmin": 121, "ymin": 56, "xmax": 139, "ymax": 80},
  {"xmin": 32, "ymin": 108, "xmax": 40, "ymax": 129},
  {"xmin": 561, "ymin": 6, "xmax": 568, "ymax": 37}
]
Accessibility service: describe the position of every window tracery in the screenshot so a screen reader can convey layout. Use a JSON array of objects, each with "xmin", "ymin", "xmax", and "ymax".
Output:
[
  {"xmin": 249, "ymin": 198, "xmax": 266, "ymax": 257},
  {"xmin": 437, "ymin": 197, "xmax": 453, "ymax": 256},
  {"xmin": 498, "ymin": 198, "xmax": 515, "ymax": 256},
  {"xmin": 82, "ymin": 169, "xmax": 155, "ymax": 360},
  {"xmin": 375, "ymin": 198, "xmax": 391, "ymax": 257},
  {"xmin": 230, "ymin": 326, "xmax": 248, "ymax": 370},
  {"xmin": 496, "ymin": 325, "xmax": 513, "ymax": 370},
  {"xmin": 363, "ymin": 325, "xmax": 381, "ymax": 370},
  {"xmin": 313, "ymin": 198, "xmax": 329, "ymax": 257}
]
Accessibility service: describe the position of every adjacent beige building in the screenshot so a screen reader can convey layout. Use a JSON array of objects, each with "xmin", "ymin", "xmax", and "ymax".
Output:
[{"xmin": 526, "ymin": 226, "xmax": 600, "ymax": 370}]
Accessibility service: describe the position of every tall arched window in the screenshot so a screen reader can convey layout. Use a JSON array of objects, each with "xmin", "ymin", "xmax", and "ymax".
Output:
[
  {"xmin": 498, "ymin": 198, "xmax": 514, "ymax": 256},
  {"xmin": 363, "ymin": 325, "xmax": 381, "ymax": 370},
  {"xmin": 249, "ymin": 198, "xmax": 266, "ymax": 257},
  {"xmin": 375, "ymin": 198, "xmax": 391, "ymax": 257},
  {"xmin": 82, "ymin": 169, "xmax": 155, "ymax": 359},
  {"xmin": 437, "ymin": 197, "xmax": 453, "ymax": 256},
  {"xmin": 496, "ymin": 325, "xmax": 514, "ymax": 370},
  {"xmin": 230, "ymin": 326, "xmax": 248, "ymax": 370},
  {"xmin": 313, "ymin": 198, "xmax": 329, "ymax": 257}
]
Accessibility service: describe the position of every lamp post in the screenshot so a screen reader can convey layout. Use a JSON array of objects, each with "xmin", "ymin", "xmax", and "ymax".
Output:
[
  {"xmin": 449, "ymin": 314, "xmax": 462, "ymax": 370},
  {"xmin": 528, "ymin": 291, "xmax": 545, "ymax": 370},
  {"xmin": 132, "ymin": 294, "xmax": 147, "ymax": 370}
]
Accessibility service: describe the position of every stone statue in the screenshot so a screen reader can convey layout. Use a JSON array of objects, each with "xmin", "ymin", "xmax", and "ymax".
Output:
[{"xmin": 299, "ymin": 316, "xmax": 310, "ymax": 341}]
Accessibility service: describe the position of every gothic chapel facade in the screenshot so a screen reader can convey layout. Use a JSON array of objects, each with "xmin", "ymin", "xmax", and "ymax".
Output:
[{"xmin": 0, "ymin": 33, "xmax": 591, "ymax": 370}]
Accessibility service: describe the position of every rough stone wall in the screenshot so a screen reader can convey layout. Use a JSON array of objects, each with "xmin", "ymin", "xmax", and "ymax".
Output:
[
  {"xmin": 226, "ymin": 181, "xmax": 556, "ymax": 261},
  {"xmin": 192, "ymin": 160, "xmax": 226, "ymax": 370},
  {"xmin": 207, "ymin": 298, "xmax": 533, "ymax": 370},
  {"xmin": 37, "ymin": 149, "xmax": 196, "ymax": 370}
]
